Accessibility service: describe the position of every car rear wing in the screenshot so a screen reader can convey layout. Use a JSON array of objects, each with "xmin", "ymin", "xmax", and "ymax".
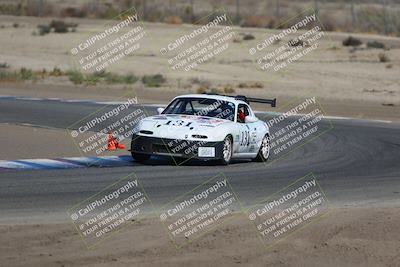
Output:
[
  {"xmin": 202, "ymin": 93, "xmax": 277, "ymax": 107},
  {"xmin": 234, "ymin": 95, "xmax": 276, "ymax": 107}
]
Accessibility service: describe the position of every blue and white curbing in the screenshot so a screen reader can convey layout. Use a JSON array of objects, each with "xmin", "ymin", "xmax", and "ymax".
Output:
[{"xmin": 0, "ymin": 155, "xmax": 134, "ymax": 171}]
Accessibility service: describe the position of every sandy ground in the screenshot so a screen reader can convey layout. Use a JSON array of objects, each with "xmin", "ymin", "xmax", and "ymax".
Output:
[
  {"xmin": 0, "ymin": 123, "xmax": 128, "ymax": 160},
  {"xmin": 0, "ymin": 15, "xmax": 399, "ymax": 122},
  {"xmin": 0, "ymin": 123, "xmax": 79, "ymax": 160},
  {"xmin": 1, "ymin": 207, "xmax": 399, "ymax": 267}
]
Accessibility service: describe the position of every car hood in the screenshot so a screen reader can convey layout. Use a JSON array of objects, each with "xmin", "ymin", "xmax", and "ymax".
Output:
[{"xmin": 138, "ymin": 114, "xmax": 231, "ymax": 140}]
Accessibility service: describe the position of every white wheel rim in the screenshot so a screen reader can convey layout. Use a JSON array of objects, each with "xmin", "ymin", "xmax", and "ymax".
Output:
[
  {"xmin": 223, "ymin": 138, "xmax": 232, "ymax": 161},
  {"xmin": 261, "ymin": 136, "xmax": 270, "ymax": 159}
]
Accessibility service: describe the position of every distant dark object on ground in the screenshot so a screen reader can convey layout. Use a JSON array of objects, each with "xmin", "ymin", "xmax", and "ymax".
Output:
[
  {"xmin": 378, "ymin": 53, "xmax": 390, "ymax": 63},
  {"xmin": 50, "ymin": 20, "xmax": 68, "ymax": 33},
  {"xmin": 243, "ymin": 34, "xmax": 255, "ymax": 40},
  {"xmin": 367, "ymin": 40, "xmax": 386, "ymax": 49},
  {"xmin": 35, "ymin": 20, "xmax": 78, "ymax": 36},
  {"xmin": 288, "ymin": 38, "xmax": 304, "ymax": 47},
  {"xmin": 0, "ymin": 62, "xmax": 10, "ymax": 68},
  {"xmin": 142, "ymin": 74, "xmax": 166, "ymax": 87},
  {"xmin": 37, "ymin": 24, "xmax": 51, "ymax": 35},
  {"xmin": 50, "ymin": 20, "xmax": 75, "ymax": 33},
  {"xmin": 382, "ymin": 103, "xmax": 395, "ymax": 107},
  {"xmin": 343, "ymin": 36, "xmax": 362, "ymax": 47}
]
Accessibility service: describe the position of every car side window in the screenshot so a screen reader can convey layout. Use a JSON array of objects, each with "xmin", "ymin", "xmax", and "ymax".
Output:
[{"xmin": 237, "ymin": 104, "xmax": 250, "ymax": 123}]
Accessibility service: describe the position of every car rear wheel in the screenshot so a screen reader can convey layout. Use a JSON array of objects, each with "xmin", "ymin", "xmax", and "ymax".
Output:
[
  {"xmin": 219, "ymin": 136, "xmax": 233, "ymax": 165},
  {"xmin": 254, "ymin": 134, "xmax": 270, "ymax": 162},
  {"xmin": 132, "ymin": 152, "xmax": 151, "ymax": 163}
]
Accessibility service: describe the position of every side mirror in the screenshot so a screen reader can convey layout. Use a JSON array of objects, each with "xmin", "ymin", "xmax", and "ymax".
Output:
[
  {"xmin": 157, "ymin": 107, "xmax": 164, "ymax": 114},
  {"xmin": 245, "ymin": 115, "xmax": 258, "ymax": 123}
]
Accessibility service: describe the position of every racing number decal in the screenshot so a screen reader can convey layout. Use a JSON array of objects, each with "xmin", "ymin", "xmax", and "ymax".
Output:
[
  {"xmin": 165, "ymin": 120, "xmax": 192, "ymax": 127},
  {"xmin": 240, "ymin": 130, "xmax": 250, "ymax": 146}
]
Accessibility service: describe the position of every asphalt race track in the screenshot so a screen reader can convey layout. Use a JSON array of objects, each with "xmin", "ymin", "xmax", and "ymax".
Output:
[{"xmin": 0, "ymin": 97, "xmax": 399, "ymax": 222}]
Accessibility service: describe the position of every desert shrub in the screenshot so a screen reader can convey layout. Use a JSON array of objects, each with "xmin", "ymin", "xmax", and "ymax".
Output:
[
  {"xmin": 66, "ymin": 70, "xmax": 138, "ymax": 85},
  {"xmin": 50, "ymin": 20, "xmax": 69, "ymax": 33},
  {"xmin": 238, "ymin": 81, "xmax": 264, "ymax": 88},
  {"xmin": 164, "ymin": 16, "xmax": 183, "ymax": 24},
  {"xmin": 382, "ymin": 103, "xmax": 394, "ymax": 107},
  {"xmin": 123, "ymin": 74, "xmax": 138, "ymax": 84},
  {"xmin": 378, "ymin": 53, "xmax": 390, "ymax": 62},
  {"xmin": 37, "ymin": 20, "xmax": 78, "ymax": 36},
  {"xmin": 38, "ymin": 68, "xmax": 47, "ymax": 78},
  {"xmin": 37, "ymin": 24, "xmax": 51, "ymax": 35},
  {"xmin": 142, "ymin": 74, "xmax": 166, "ymax": 87},
  {"xmin": 19, "ymin": 68, "xmax": 35, "ymax": 80},
  {"xmin": 342, "ymin": 36, "xmax": 362, "ymax": 47},
  {"xmin": 85, "ymin": 74, "xmax": 101, "ymax": 85},
  {"xmin": 67, "ymin": 70, "xmax": 85, "ymax": 84},
  {"xmin": 196, "ymin": 84, "xmax": 228, "ymax": 94},
  {"xmin": 0, "ymin": 62, "xmax": 9, "ymax": 69},
  {"xmin": 49, "ymin": 67, "xmax": 63, "ymax": 76},
  {"xmin": 0, "ymin": 68, "xmax": 37, "ymax": 81},
  {"xmin": 367, "ymin": 41, "xmax": 386, "ymax": 49},
  {"xmin": 196, "ymin": 86, "xmax": 207, "ymax": 94},
  {"xmin": 243, "ymin": 34, "xmax": 255, "ymax": 41},
  {"xmin": 0, "ymin": 71, "xmax": 15, "ymax": 81},
  {"xmin": 288, "ymin": 38, "xmax": 304, "ymax": 47},
  {"xmin": 12, "ymin": 22, "xmax": 19, "ymax": 28},
  {"xmin": 105, "ymin": 72, "xmax": 138, "ymax": 84},
  {"xmin": 223, "ymin": 84, "xmax": 235, "ymax": 94},
  {"xmin": 0, "ymin": 4, "xmax": 23, "ymax": 16},
  {"xmin": 210, "ymin": 88, "xmax": 223, "ymax": 94},
  {"xmin": 251, "ymin": 82, "xmax": 264, "ymax": 88}
]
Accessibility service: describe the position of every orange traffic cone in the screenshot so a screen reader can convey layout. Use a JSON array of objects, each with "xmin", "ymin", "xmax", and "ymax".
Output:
[
  {"xmin": 107, "ymin": 132, "xmax": 117, "ymax": 151},
  {"xmin": 117, "ymin": 142, "xmax": 126, "ymax": 149},
  {"xmin": 107, "ymin": 132, "xmax": 126, "ymax": 150}
]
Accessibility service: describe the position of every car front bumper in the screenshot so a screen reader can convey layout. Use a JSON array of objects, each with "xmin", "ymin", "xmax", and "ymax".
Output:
[{"xmin": 131, "ymin": 135, "xmax": 224, "ymax": 160}]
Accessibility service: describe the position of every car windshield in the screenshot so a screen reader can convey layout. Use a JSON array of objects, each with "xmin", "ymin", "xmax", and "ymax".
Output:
[{"xmin": 163, "ymin": 97, "xmax": 235, "ymax": 121}]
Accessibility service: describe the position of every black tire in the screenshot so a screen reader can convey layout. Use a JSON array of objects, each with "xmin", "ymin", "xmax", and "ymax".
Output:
[
  {"xmin": 254, "ymin": 134, "xmax": 270, "ymax": 162},
  {"xmin": 219, "ymin": 136, "xmax": 233, "ymax": 165},
  {"xmin": 132, "ymin": 152, "xmax": 151, "ymax": 163}
]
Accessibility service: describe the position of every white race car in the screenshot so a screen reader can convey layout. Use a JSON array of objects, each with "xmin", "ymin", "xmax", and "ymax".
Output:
[{"xmin": 130, "ymin": 94, "xmax": 276, "ymax": 165}]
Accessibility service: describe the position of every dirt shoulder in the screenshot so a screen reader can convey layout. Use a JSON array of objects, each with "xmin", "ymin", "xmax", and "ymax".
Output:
[
  {"xmin": 0, "ymin": 123, "xmax": 127, "ymax": 160},
  {"xmin": 1, "ymin": 207, "xmax": 399, "ymax": 267},
  {"xmin": 0, "ymin": 16, "xmax": 399, "ymax": 122}
]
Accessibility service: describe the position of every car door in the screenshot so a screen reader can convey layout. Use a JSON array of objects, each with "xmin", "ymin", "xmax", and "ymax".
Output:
[
  {"xmin": 237, "ymin": 104, "xmax": 253, "ymax": 154},
  {"xmin": 239, "ymin": 104, "xmax": 265, "ymax": 154}
]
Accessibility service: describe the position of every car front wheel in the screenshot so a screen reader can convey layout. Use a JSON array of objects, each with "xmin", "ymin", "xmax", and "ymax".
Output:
[
  {"xmin": 219, "ymin": 136, "xmax": 233, "ymax": 165},
  {"xmin": 254, "ymin": 134, "xmax": 270, "ymax": 162}
]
